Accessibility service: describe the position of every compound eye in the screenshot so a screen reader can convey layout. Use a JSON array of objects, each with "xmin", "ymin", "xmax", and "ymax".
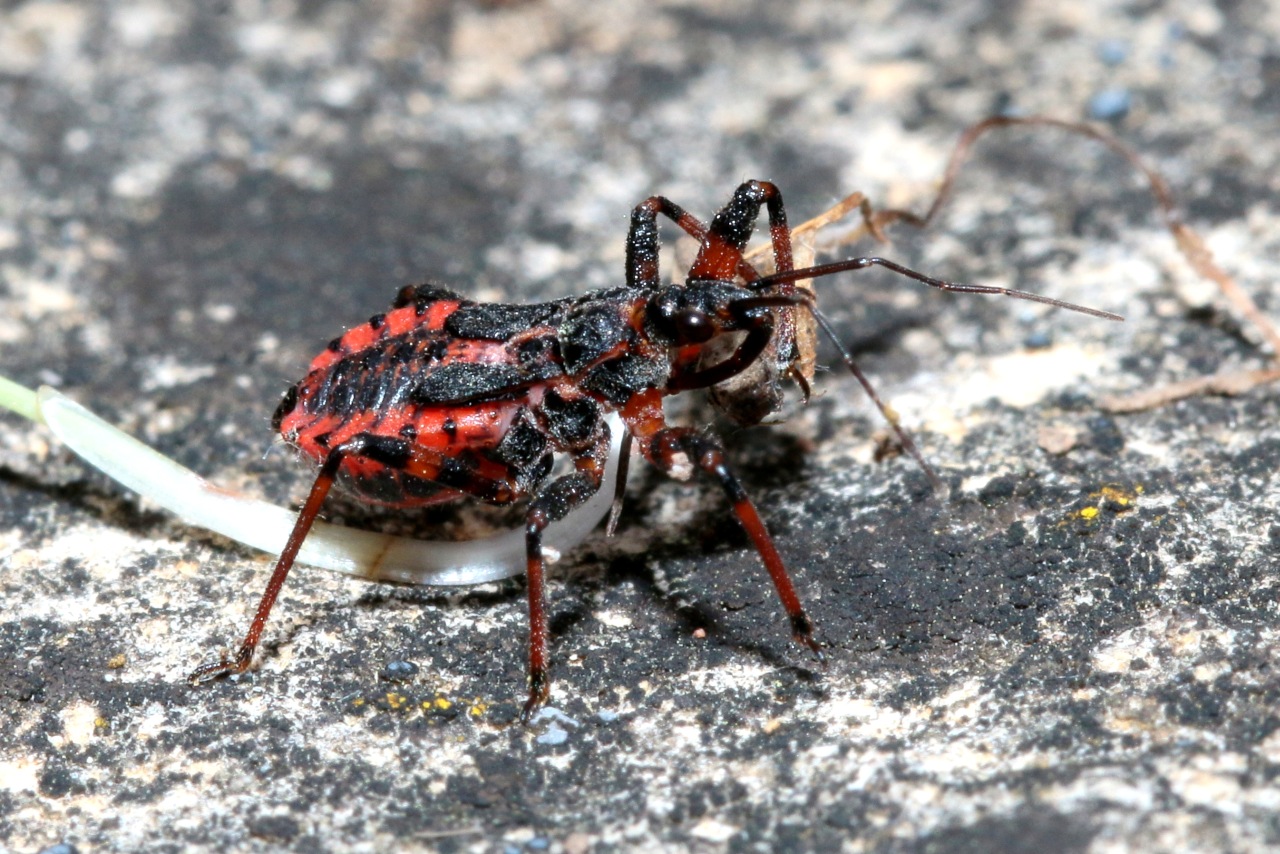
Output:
[{"xmin": 676, "ymin": 308, "xmax": 714, "ymax": 343}]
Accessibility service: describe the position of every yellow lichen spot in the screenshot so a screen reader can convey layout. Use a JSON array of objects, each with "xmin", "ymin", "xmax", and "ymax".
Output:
[
  {"xmin": 94, "ymin": 717, "xmax": 109, "ymax": 730},
  {"xmin": 468, "ymin": 698, "xmax": 489, "ymax": 717},
  {"xmin": 106, "ymin": 655, "xmax": 126, "ymax": 669},
  {"xmin": 421, "ymin": 696, "xmax": 454, "ymax": 713},
  {"xmin": 1079, "ymin": 506, "xmax": 1100, "ymax": 520},
  {"xmin": 1099, "ymin": 486, "xmax": 1133, "ymax": 507},
  {"xmin": 385, "ymin": 692, "xmax": 407, "ymax": 711},
  {"xmin": 1088, "ymin": 484, "xmax": 1140, "ymax": 512},
  {"xmin": 352, "ymin": 698, "xmax": 365, "ymax": 707}
]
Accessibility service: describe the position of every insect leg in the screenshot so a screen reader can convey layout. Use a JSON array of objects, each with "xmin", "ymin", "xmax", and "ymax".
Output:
[
  {"xmin": 188, "ymin": 441, "xmax": 349, "ymax": 683},
  {"xmin": 648, "ymin": 427, "xmax": 822, "ymax": 659},
  {"xmin": 689, "ymin": 180, "xmax": 794, "ymax": 284},
  {"xmin": 522, "ymin": 446, "xmax": 608, "ymax": 722},
  {"xmin": 627, "ymin": 193, "xmax": 771, "ymax": 289},
  {"xmin": 657, "ymin": 182, "xmax": 801, "ymax": 394},
  {"xmin": 190, "ymin": 434, "xmax": 524, "ymax": 684},
  {"xmin": 668, "ymin": 314, "xmax": 775, "ymax": 393},
  {"xmin": 604, "ymin": 429, "xmax": 633, "ymax": 537}
]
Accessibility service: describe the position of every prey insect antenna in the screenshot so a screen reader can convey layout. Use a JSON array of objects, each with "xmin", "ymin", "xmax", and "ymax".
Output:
[{"xmin": 892, "ymin": 116, "xmax": 1179, "ymax": 235}]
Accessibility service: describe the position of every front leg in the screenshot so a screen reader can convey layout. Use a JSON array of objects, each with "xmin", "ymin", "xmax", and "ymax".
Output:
[{"xmin": 647, "ymin": 426, "xmax": 822, "ymax": 658}]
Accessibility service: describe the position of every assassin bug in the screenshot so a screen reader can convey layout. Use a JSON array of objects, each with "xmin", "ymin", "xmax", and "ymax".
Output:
[{"xmin": 189, "ymin": 175, "xmax": 1120, "ymax": 719}]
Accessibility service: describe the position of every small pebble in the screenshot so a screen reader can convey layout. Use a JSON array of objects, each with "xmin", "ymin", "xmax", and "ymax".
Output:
[
  {"xmin": 1097, "ymin": 39, "xmax": 1129, "ymax": 66},
  {"xmin": 536, "ymin": 727, "xmax": 567, "ymax": 746},
  {"xmin": 1086, "ymin": 414, "xmax": 1126, "ymax": 454},
  {"xmin": 1023, "ymin": 329, "xmax": 1054, "ymax": 349},
  {"xmin": 379, "ymin": 660, "xmax": 419, "ymax": 682},
  {"xmin": 1037, "ymin": 424, "xmax": 1080, "ymax": 456},
  {"xmin": 1088, "ymin": 88, "xmax": 1132, "ymax": 120},
  {"xmin": 531, "ymin": 706, "xmax": 580, "ymax": 745}
]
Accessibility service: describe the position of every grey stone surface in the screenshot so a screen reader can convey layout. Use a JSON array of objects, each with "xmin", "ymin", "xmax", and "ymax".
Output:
[{"xmin": 2, "ymin": 1, "xmax": 1279, "ymax": 851}]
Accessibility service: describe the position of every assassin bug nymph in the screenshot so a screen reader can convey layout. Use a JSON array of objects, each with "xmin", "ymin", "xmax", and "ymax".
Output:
[{"xmin": 189, "ymin": 178, "xmax": 1121, "ymax": 720}]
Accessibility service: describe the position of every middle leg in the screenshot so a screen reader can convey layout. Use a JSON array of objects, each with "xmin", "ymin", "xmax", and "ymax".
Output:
[{"xmin": 521, "ymin": 438, "xmax": 610, "ymax": 721}]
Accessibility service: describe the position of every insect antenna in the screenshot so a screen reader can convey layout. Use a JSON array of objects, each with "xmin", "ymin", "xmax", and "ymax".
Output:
[
  {"xmin": 741, "ymin": 257, "xmax": 1124, "ymax": 493},
  {"xmin": 753, "ymin": 257, "xmax": 1123, "ymax": 321}
]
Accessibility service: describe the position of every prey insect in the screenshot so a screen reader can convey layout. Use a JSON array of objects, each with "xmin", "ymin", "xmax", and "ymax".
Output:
[{"xmin": 189, "ymin": 174, "xmax": 1120, "ymax": 720}]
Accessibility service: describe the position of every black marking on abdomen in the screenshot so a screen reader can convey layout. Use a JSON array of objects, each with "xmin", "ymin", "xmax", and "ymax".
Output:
[
  {"xmin": 409, "ymin": 363, "xmax": 528, "ymax": 406},
  {"xmin": 446, "ymin": 303, "xmax": 563, "ymax": 341}
]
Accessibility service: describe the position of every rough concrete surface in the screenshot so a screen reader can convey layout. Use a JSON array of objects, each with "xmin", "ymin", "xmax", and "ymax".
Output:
[{"xmin": 2, "ymin": 1, "xmax": 1279, "ymax": 852}]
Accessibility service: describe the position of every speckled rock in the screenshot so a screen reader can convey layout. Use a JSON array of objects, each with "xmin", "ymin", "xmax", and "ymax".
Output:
[{"xmin": 2, "ymin": 1, "xmax": 1279, "ymax": 852}]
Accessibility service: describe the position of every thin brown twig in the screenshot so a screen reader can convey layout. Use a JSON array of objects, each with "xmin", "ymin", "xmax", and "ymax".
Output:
[{"xmin": 1099, "ymin": 367, "xmax": 1280, "ymax": 413}]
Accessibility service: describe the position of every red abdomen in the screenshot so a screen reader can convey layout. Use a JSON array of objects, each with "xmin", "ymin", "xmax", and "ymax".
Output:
[{"xmin": 274, "ymin": 295, "xmax": 547, "ymax": 506}]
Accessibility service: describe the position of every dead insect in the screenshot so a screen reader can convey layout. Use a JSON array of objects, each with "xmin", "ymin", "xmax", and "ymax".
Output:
[{"xmin": 190, "ymin": 150, "xmax": 1120, "ymax": 720}]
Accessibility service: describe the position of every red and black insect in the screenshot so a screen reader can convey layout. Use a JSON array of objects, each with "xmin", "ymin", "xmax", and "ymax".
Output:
[{"xmin": 190, "ymin": 179, "xmax": 1119, "ymax": 719}]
